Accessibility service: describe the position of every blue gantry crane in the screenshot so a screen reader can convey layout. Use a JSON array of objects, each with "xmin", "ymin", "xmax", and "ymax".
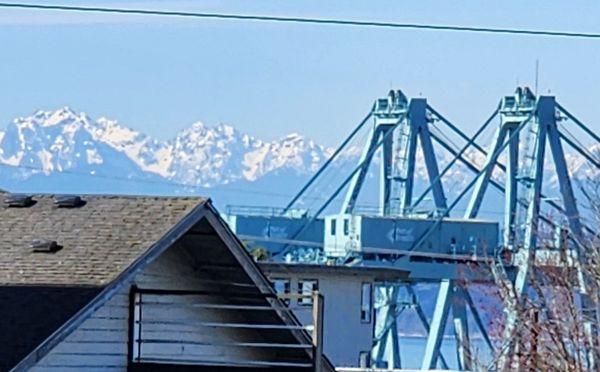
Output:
[
  {"xmin": 460, "ymin": 88, "xmax": 599, "ymax": 369},
  {"xmin": 225, "ymin": 88, "xmax": 599, "ymax": 370}
]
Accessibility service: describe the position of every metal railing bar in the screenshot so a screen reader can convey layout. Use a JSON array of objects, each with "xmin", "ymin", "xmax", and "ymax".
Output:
[
  {"xmin": 36, "ymin": 365, "xmax": 124, "ymax": 369},
  {"xmin": 134, "ymin": 287, "xmax": 275, "ymax": 299},
  {"xmin": 137, "ymin": 319, "xmax": 309, "ymax": 330},
  {"xmin": 139, "ymin": 339, "xmax": 313, "ymax": 349},
  {"xmin": 52, "ymin": 352, "xmax": 126, "ymax": 357},
  {"xmin": 62, "ymin": 340, "xmax": 124, "ymax": 344},
  {"xmin": 227, "ymin": 205, "xmax": 287, "ymax": 217},
  {"xmin": 78, "ymin": 327, "xmax": 123, "ymax": 333},
  {"xmin": 139, "ymin": 273, "xmax": 257, "ymax": 288},
  {"xmin": 135, "ymin": 356, "xmax": 313, "ymax": 368},
  {"xmin": 137, "ymin": 301, "xmax": 282, "ymax": 311}
]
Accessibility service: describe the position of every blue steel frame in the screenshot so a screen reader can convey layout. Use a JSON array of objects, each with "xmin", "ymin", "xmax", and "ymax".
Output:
[
  {"xmin": 254, "ymin": 89, "xmax": 598, "ymax": 371},
  {"xmin": 341, "ymin": 93, "xmax": 447, "ymax": 217},
  {"xmin": 419, "ymin": 110, "xmax": 531, "ymax": 370},
  {"xmin": 451, "ymin": 90, "xmax": 597, "ymax": 370},
  {"xmin": 337, "ymin": 92, "xmax": 452, "ymax": 369}
]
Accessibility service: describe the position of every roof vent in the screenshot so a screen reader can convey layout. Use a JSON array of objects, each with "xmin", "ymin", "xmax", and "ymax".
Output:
[
  {"xmin": 4, "ymin": 194, "xmax": 35, "ymax": 207},
  {"xmin": 54, "ymin": 195, "xmax": 85, "ymax": 208},
  {"xmin": 30, "ymin": 239, "xmax": 61, "ymax": 253}
]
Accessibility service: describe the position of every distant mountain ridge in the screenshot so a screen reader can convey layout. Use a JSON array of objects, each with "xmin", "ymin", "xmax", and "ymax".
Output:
[
  {"xmin": 0, "ymin": 107, "xmax": 332, "ymax": 188},
  {"xmin": 0, "ymin": 108, "xmax": 596, "ymax": 210}
]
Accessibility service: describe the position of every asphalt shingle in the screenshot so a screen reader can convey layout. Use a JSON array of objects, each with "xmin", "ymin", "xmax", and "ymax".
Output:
[{"xmin": 0, "ymin": 193, "xmax": 204, "ymax": 286}]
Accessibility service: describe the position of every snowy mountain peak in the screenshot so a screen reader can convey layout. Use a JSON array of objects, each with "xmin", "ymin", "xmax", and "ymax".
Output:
[
  {"xmin": 87, "ymin": 116, "xmax": 145, "ymax": 147},
  {"xmin": 0, "ymin": 108, "xmax": 334, "ymax": 187},
  {"xmin": 188, "ymin": 121, "xmax": 206, "ymax": 132},
  {"xmin": 25, "ymin": 106, "xmax": 83, "ymax": 127},
  {"xmin": 1, "ymin": 108, "xmax": 595, "ymax": 194}
]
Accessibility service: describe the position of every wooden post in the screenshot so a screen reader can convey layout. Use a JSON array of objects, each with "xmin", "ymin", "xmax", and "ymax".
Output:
[
  {"xmin": 312, "ymin": 292, "xmax": 324, "ymax": 372},
  {"xmin": 128, "ymin": 286, "xmax": 141, "ymax": 363}
]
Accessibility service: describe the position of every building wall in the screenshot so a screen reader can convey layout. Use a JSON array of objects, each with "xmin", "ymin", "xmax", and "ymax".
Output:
[
  {"xmin": 28, "ymin": 240, "xmax": 278, "ymax": 371},
  {"xmin": 267, "ymin": 270, "xmax": 375, "ymax": 368}
]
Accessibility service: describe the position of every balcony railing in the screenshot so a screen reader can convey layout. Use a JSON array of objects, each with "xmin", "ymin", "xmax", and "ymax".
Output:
[{"xmin": 128, "ymin": 286, "xmax": 325, "ymax": 371}]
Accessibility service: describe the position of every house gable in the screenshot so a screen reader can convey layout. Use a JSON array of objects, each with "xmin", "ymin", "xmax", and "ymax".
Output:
[
  {"xmin": 0, "ymin": 193, "xmax": 206, "ymax": 371},
  {"xmin": 13, "ymin": 202, "xmax": 324, "ymax": 371}
]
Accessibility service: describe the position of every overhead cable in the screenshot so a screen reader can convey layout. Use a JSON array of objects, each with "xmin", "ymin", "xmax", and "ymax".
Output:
[{"xmin": 1, "ymin": 2, "xmax": 600, "ymax": 39}]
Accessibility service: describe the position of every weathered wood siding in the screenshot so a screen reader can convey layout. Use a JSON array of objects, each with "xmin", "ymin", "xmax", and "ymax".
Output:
[{"xmin": 29, "ymin": 238, "xmax": 279, "ymax": 371}]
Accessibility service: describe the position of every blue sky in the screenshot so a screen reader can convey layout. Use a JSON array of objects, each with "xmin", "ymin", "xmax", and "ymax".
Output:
[{"xmin": 0, "ymin": 0, "xmax": 599, "ymax": 146}]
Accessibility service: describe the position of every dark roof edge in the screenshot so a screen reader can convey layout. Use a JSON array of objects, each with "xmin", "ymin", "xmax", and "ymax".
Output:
[
  {"xmin": 203, "ymin": 204, "xmax": 337, "ymax": 372},
  {"xmin": 11, "ymin": 198, "xmax": 210, "ymax": 372}
]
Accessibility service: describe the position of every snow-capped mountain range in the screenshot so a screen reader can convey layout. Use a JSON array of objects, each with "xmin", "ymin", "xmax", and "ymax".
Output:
[
  {"xmin": 0, "ymin": 108, "xmax": 596, "ymax": 210},
  {"xmin": 0, "ymin": 107, "xmax": 332, "ymax": 188}
]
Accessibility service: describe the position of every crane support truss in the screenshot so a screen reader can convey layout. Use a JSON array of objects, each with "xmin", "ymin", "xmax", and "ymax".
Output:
[
  {"xmin": 336, "ymin": 91, "xmax": 458, "ymax": 368},
  {"xmin": 229, "ymin": 88, "xmax": 599, "ymax": 371},
  {"xmin": 458, "ymin": 88, "xmax": 597, "ymax": 369},
  {"xmin": 341, "ymin": 90, "xmax": 447, "ymax": 216},
  {"xmin": 350, "ymin": 88, "xmax": 598, "ymax": 370}
]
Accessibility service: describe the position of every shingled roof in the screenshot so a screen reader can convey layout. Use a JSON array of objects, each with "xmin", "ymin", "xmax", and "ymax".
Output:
[
  {"xmin": 1, "ymin": 193, "xmax": 335, "ymax": 372},
  {"xmin": 0, "ymin": 193, "xmax": 205, "ymax": 286}
]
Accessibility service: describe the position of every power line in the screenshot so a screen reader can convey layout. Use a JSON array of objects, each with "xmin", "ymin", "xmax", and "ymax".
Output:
[{"xmin": 0, "ymin": 2, "xmax": 599, "ymax": 40}]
